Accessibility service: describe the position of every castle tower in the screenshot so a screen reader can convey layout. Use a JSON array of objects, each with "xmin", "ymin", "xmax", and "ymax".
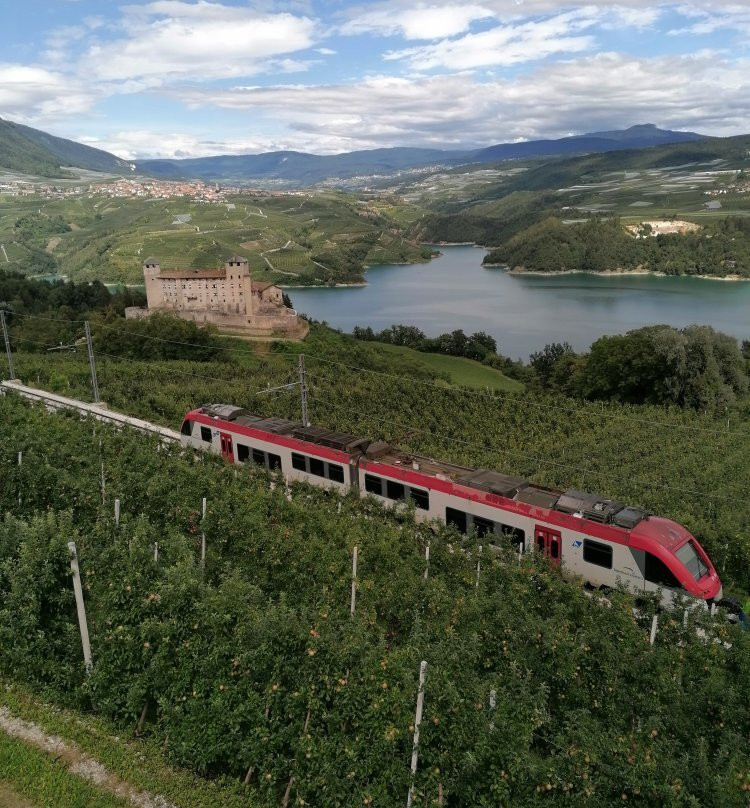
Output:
[
  {"xmin": 225, "ymin": 256, "xmax": 254, "ymax": 315},
  {"xmin": 143, "ymin": 258, "xmax": 163, "ymax": 309}
]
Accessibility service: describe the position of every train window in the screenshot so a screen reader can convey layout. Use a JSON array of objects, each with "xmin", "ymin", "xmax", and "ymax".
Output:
[
  {"xmin": 268, "ymin": 453, "xmax": 282, "ymax": 471},
  {"xmin": 473, "ymin": 515, "xmax": 495, "ymax": 538},
  {"xmin": 645, "ymin": 553, "xmax": 681, "ymax": 589},
  {"xmin": 328, "ymin": 463, "xmax": 345, "ymax": 483},
  {"xmin": 386, "ymin": 480, "xmax": 406, "ymax": 501},
  {"xmin": 583, "ymin": 539, "xmax": 612, "ymax": 569},
  {"xmin": 181, "ymin": 420, "xmax": 193, "ymax": 436},
  {"xmin": 410, "ymin": 488, "xmax": 429, "ymax": 510},
  {"xmin": 200, "ymin": 426, "xmax": 212, "ymax": 443},
  {"xmin": 550, "ymin": 538, "xmax": 559, "ymax": 560},
  {"xmin": 536, "ymin": 534, "xmax": 545, "ymax": 553},
  {"xmin": 237, "ymin": 443, "xmax": 250, "ymax": 463},
  {"xmin": 446, "ymin": 507, "xmax": 468, "ymax": 534},
  {"xmin": 309, "ymin": 457, "xmax": 325, "ymax": 477},
  {"xmin": 252, "ymin": 449, "xmax": 266, "ymax": 466},
  {"xmin": 675, "ymin": 541, "xmax": 709, "ymax": 581},
  {"xmin": 365, "ymin": 474, "xmax": 383, "ymax": 495},
  {"xmin": 292, "ymin": 453, "xmax": 306, "ymax": 472}
]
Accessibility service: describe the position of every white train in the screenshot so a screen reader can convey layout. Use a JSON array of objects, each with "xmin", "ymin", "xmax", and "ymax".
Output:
[{"xmin": 181, "ymin": 403, "xmax": 724, "ymax": 608}]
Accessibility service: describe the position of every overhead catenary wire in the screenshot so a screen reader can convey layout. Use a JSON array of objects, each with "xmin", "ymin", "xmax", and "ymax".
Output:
[
  {"xmin": 305, "ymin": 393, "xmax": 741, "ymax": 504},
  {"xmin": 84, "ymin": 323, "xmax": 749, "ymax": 439}
]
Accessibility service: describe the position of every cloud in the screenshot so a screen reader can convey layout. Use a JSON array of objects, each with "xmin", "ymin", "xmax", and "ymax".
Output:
[
  {"xmin": 162, "ymin": 51, "xmax": 750, "ymax": 154},
  {"xmin": 79, "ymin": 1, "xmax": 318, "ymax": 81},
  {"xmin": 80, "ymin": 129, "xmax": 279, "ymax": 160},
  {"xmin": 340, "ymin": 4, "xmax": 495, "ymax": 40},
  {"xmin": 384, "ymin": 8, "xmax": 600, "ymax": 70},
  {"xmin": 0, "ymin": 63, "xmax": 95, "ymax": 122}
]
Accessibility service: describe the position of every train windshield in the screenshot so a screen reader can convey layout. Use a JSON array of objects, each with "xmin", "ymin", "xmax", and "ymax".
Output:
[{"xmin": 675, "ymin": 540, "xmax": 709, "ymax": 581}]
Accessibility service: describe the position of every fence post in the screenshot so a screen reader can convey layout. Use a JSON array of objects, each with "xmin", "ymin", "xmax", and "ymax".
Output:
[
  {"xmin": 154, "ymin": 542, "xmax": 159, "ymax": 563},
  {"xmin": 424, "ymin": 543, "xmax": 430, "ymax": 581},
  {"xmin": 0, "ymin": 310, "xmax": 15, "ymax": 380},
  {"xmin": 649, "ymin": 613, "xmax": 659, "ymax": 646},
  {"xmin": 350, "ymin": 546, "xmax": 358, "ymax": 617},
  {"xmin": 406, "ymin": 660, "xmax": 428, "ymax": 808},
  {"xmin": 201, "ymin": 497, "xmax": 207, "ymax": 568},
  {"xmin": 68, "ymin": 542, "xmax": 93, "ymax": 673},
  {"xmin": 114, "ymin": 498, "xmax": 120, "ymax": 527}
]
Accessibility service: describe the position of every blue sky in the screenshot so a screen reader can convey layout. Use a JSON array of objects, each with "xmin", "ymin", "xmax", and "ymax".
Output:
[{"xmin": 1, "ymin": 1, "xmax": 749, "ymax": 159}]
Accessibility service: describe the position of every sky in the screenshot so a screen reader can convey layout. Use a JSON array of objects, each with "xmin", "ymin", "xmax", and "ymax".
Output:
[{"xmin": 1, "ymin": 0, "xmax": 749, "ymax": 160}]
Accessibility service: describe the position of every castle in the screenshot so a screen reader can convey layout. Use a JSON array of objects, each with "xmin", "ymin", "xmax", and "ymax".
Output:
[{"xmin": 126, "ymin": 256, "xmax": 307, "ymax": 339}]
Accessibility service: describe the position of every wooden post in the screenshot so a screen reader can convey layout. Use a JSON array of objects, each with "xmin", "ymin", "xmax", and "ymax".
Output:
[
  {"xmin": 17, "ymin": 451, "xmax": 22, "ymax": 466},
  {"xmin": 406, "ymin": 660, "xmax": 428, "ymax": 808},
  {"xmin": 489, "ymin": 688, "xmax": 497, "ymax": 731},
  {"xmin": 154, "ymin": 542, "xmax": 159, "ymax": 563},
  {"xmin": 114, "ymin": 498, "xmax": 120, "ymax": 527},
  {"xmin": 424, "ymin": 543, "xmax": 430, "ymax": 581},
  {"xmin": 68, "ymin": 542, "xmax": 92, "ymax": 673},
  {"xmin": 350, "ymin": 546, "xmax": 358, "ymax": 617},
  {"xmin": 475, "ymin": 545, "xmax": 482, "ymax": 588},
  {"xmin": 100, "ymin": 460, "xmax": 106, "ymax": 504},
  {"xmin": 201, "ymin": 497, "xmax": 207, "ymax": 568},
  {"xmin": 649, "ymin": 613, "xmax": 659, "ymax": 646}
]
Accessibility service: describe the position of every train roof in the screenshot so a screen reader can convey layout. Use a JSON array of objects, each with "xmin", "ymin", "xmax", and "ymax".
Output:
[{"xmin": 193, "ymin": 403, "xmax": 650, "ymax": 530}]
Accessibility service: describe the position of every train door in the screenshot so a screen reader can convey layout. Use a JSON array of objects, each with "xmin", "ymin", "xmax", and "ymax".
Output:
[
  {"xmin": 219, "ymin": 433, "xmax": 234, "ymax": 463},
  {"xmin": 535, "ymin": 525, "xmax": 561, "ymax": 566}
]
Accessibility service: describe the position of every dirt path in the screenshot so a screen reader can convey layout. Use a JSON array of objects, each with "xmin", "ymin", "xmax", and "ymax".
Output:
[
  {"xmin": 0, "ymin": 783, "xmax": 36, "ymax": 808},
  {"xmin": 0, "ymin": 708, "xmax": 176, "ymax": 808}
]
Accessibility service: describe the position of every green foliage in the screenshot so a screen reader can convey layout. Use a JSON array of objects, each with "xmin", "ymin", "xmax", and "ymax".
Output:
[
  {"xmin": 0, "ymin": 393, "xmax": 748, "ymax": 807},
  {"xmin": 531, "ymin": 325, "xmax": 749, "ymax": 413},
  {"xmin": 92, "ymin": 313, "xmax": 222, "ymax": 362},
  {"xmin": 483, "ymin": 216, "xmax": 750, "ymax": 277},
  {"xmin": 353, "ymin": 324, "xmax": 499, "ymax": 362}
]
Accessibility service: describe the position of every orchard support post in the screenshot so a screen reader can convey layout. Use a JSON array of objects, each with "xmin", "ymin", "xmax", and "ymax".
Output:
[
  {"xmin": 0, "ymin": 310, "xmax": 14, "ymax": 380},
  {"xmin": 350, "ymin": 545, "xmax": 358, "ymax": 617},
  {"xmin": 68, "ymin": 542, "xmax": 92, "ymax": 673},
  {"xmin": 201, "ymin": 497, "xmax": 207, "ymax": 568},
  {"xmin": 406, "ymin": 660, "xmax": 427, "ymax": 808}
]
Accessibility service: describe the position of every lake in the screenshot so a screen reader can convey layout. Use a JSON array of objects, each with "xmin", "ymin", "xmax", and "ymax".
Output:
[{"xmin": 287, "ymin": 246, "xmax": 750, "ymax": 360}]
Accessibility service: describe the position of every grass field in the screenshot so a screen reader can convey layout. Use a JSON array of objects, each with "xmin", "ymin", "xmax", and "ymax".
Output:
[{"xmin": 376, "ymin": 342, "xmax": 523, "ymax": 391}]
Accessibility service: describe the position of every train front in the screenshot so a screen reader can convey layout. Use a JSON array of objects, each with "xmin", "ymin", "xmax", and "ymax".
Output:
[{"xmin": 630, "ymin": 516, "xmax": 722, "ymax": 604}]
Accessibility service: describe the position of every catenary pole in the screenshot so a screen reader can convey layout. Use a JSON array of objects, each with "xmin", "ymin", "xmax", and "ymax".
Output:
[
  {"xmin": 298, "ymin": 354, "xmax": 309, "ymax": 426},
  {"xmin": 0, "ymin": 310, "xmax": 15, "ymax": 380},
  {"xmin": 84, "ymin": 321, "xmax": 100, "ymax": 403}
]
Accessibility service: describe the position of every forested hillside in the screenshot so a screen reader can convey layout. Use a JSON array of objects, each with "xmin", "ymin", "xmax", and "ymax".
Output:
[{"xmin": 483, "ymin": 217, "xmax": 750, "ymax": 277}]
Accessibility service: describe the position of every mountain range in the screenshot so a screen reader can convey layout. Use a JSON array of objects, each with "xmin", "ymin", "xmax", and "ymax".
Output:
[{"xmin": 0, "ymin": 117, "xmax": 705, "ymax": 186}]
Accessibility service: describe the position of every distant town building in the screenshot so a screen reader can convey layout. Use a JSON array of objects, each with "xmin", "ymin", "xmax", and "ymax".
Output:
[{"xmin": 126, "ymin": 256, "xmax": 307, "ymax": 339}]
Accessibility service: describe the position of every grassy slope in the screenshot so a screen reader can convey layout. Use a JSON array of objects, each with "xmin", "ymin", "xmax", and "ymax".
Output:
[
  {"xmin": 0, "ymin": 733, "xmax": 129, "ymax": 808},
  {"xmin": 0, "ymin": 192, "xmax": 428, "ymax": 285},
  {"xmin": 0, "ymin": 119, "xmax": 66, "ymax": 179},
  {"xmin": 0, "ymin": 684, "xmax": 254, "ymax": 808},
  {"xmin": 376, "ymin": 342, "xmax": 522, "ymax": 392}
]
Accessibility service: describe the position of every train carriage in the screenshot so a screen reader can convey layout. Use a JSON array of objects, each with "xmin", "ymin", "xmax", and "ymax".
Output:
[{"xmin": 180, "ymin": 403, "xmax": 723, "ymax": 608}]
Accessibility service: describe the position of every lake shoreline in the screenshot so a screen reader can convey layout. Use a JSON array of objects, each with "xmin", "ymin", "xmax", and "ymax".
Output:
[{"xmin": 483, "ymin": 264, "xmax": 748, "ymax": 282}]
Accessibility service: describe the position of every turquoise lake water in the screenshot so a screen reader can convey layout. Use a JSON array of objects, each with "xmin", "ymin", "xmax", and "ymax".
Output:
[{"xmin": 288, "ymin": 246, "xmax": 750, "ymax": 360}]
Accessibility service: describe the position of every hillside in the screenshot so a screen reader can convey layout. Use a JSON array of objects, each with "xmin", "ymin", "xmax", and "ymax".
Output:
[
  {"xmin": 0, "ymin": 118, "xmax": 69, "ymax": 178},
  {"xmin": 136, "ymin": 125, "xmax": 704, "ymax": 185},
  {"xmin": 0, "ymin": 191, "xmax": 429, "ymax": 285},
  {"xmin": 0, "ymin": 117, "xmax": 132, "ymax": 176},
  {"xmin": 483, "ymin": 215, "xmax": 750, "ymax": 277}
]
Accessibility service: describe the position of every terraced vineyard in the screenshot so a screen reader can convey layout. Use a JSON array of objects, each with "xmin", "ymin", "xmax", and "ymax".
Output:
[{"xmin": 0, "ymin": 191, "xmax": 429, "ymax": 286}]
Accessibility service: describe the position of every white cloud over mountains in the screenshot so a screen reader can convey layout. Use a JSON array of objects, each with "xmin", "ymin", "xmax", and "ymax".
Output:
[
  {"xmin": 163, "ymin": 52, "xmax": 750, "ymax": 155},
  {"xmin": 1, "ymin": 0, "xmax": 750, "ymax": 157}
]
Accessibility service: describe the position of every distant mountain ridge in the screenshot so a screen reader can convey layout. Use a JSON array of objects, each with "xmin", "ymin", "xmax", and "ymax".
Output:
[
  {"xmin": 0, "ymin": 116, "xmax": 706, "ymax": 185},
  {"xmin": 136, "ymin": 124, "xmax": 706, "ymax": 184},
  {"xmin": 0, "ymin": 116, "xmax": 133, "ymax": 177}
]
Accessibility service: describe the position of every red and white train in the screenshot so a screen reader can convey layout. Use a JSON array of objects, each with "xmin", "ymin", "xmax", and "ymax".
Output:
[{"xmin": 181, "ymin": 403, "xmax": 723, "ymax": 608}]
